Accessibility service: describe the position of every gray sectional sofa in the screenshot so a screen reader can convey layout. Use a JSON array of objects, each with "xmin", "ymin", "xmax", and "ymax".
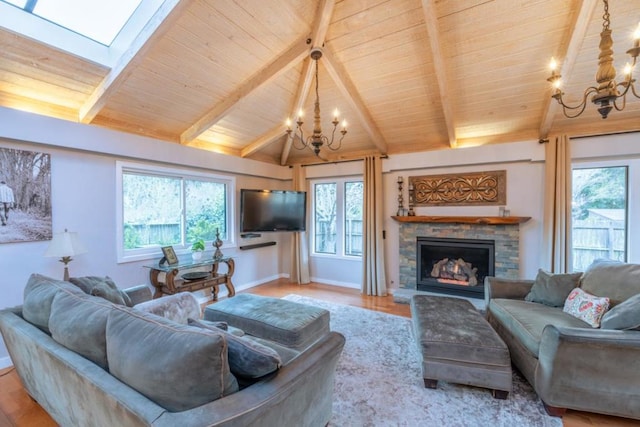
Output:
[
  {"xmin": 0, "ymin": 274, "xmax": 345, "ymax": 427},
  {"xmin": 485, "ymin": 260, "xmax": 640, "ymax": 420}
]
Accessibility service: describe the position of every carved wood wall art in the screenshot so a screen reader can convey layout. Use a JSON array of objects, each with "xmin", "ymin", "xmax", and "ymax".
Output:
[{"xmin": 410, "ymin": 170, "xmax": 506, "ymax": 206}]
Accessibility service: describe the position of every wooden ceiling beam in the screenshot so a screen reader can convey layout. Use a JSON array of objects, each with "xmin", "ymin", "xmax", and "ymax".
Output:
[
  {"xmin": 79, "ymin": 0, "xmax": 189, "ymax": 124},
  {"xmin": 321, "ymin": 48, "xmax": 388, "ymax": 154},
  {"xmin": 280, "ymin": 0, "xmax": 336, "ymax": 165},
  {"xmin": 241, "ymin": 125, "xmax": 286, "ymax": 158},
  {"xmin": 279, "ymin": 57, "xmax": 315, "ymax": 164},
  {"xmin": 420, "ymin": 0, "xmax": 457, "ymax": 148},
  {"xmin": 539, "ymin": 0, "xmax": 598, "ymax": 139},
  {"xmin": 180, "ymin": 36, "xmax": 309, "ymax": 144}
]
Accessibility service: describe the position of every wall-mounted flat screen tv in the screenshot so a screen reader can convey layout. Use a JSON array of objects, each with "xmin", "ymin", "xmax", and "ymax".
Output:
[{"xmin": 240, "ymin": 189, "xmax": 307, "ymax": 232}]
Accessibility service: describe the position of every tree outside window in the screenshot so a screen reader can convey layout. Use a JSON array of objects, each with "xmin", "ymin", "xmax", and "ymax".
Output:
[
  {"xmin": 345, "ymin": 181, "xmax": 363, "ymax": 256},
  {"xmin": 314, "ymin": 183, "xmax": 336, "ymax": 254},
  {"xmin": 572, "ymin": 166, "xmax": 627, "ymax": 271},
  {"xmin": 313, "ymin": 179, "xmax": 363, "ymax": 257},
  {"xmin": 119, "ymin": 163, "xmax": 233, "ymax": 260}
]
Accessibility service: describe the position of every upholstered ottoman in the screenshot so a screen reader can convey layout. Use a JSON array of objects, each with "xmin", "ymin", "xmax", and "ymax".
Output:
[
  {"xmin": 204, "ymin": 294, "xmax": 330, "ymax": 351},
  {"xmin": 410, "ymin": 295, "xmax": 512, "ymax": 399}
]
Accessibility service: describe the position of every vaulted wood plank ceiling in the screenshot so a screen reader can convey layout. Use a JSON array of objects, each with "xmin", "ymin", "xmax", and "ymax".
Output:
[{"xmin": 1, "ymin": 0, "xmax": 639, "ymax": 165}]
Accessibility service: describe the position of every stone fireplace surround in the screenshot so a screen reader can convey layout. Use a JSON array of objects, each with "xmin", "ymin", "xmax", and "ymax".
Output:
[{"xmin": 397, "ymin": 217, "xmax": 525, "ymax": 297}]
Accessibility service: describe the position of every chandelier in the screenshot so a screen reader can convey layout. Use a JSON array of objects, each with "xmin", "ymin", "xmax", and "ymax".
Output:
[
  {"xmin": 286, "ymin": 47, "xmax": 347, "ymax": 156},
  {"xmin": 546, "ymin": 0, "xmax": 640, "ymax": 119}
]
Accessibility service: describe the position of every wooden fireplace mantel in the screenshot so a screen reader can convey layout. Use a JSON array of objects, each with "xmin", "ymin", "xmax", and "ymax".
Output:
[{"xmin": 391, "ymin": 215, "xmax": 531, "ymax": 225}]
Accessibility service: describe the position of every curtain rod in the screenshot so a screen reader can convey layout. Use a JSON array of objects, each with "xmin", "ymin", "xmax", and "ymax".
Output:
[{"xmin": 294, "ymin": 154, "xmax": 388, "ymax": 168}]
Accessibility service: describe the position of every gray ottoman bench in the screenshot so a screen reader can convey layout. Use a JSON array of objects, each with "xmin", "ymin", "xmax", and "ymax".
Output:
[
  {"xmin": 410, "ymin": 295, "xmax": 512, "ymax": 399},
  {"xmin": 204, "ymin": 294, "xmax": 330, "ymax": 351}
]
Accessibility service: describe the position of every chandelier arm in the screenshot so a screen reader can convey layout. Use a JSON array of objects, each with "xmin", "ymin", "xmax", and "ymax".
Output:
[
  {"xmin": 613, "ymin": 93, "xmax": 627, "ymax": 112},
  {"xmin": 326, "ymin": 123, "xmax": 338, "ymax": 149},
  {"xmin": 328, "ymin": 134, "xmax": 343, "ymax": 152},
  {"xmin": 291, "ymin": 127, "xmax": 308, "ymax": 150},
  {"xmin": 554, "ymin": 86, "xmax": 598, "ymax": 118}
]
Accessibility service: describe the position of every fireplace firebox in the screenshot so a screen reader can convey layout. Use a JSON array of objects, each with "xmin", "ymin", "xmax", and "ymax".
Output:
[{"xmin": 417, "ymin": 237, "xmax": 495, "ymax": 298}]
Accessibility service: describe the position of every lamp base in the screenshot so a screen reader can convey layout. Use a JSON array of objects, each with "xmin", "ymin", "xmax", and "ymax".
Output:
[{"xmin": 59, "ymin": 256, "xmax": 72, "ymax": 281}]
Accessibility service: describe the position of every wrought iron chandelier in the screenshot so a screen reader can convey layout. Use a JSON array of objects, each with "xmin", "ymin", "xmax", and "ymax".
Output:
[
  {"xmin": 286, "ymin": 47, "xmax": 347, "ymax": 156},
  {"xmin": 546, "ymin": 0, "xmax": 640, "ymax": 119}
]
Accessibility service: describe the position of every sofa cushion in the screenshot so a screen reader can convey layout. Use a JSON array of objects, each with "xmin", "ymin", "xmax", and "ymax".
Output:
[
  {"xmin": 563, "ymin": 288, "xmax": 610, "ymax": 328},
  {"xmin": 600, "ymin": 293, "xmax": 640, "ymax": 331},
  {"xmin": 49, "ymin": 291, "xmax": 115, "ymax": 369},
  {"xmin": 22, "ymin": 273, "xmax": 86, "ymax": 333},
  {"xmin": 189, "ymin": 318, "xmax": 282, "ymax": 379},
  {"xmin": 69, "ymin": 276, "xmax": 133, "ymax": 307},
  {"xmin": 490, "ymin": 299, "xmax": 590, "ymax": 357},
  {"xmin": 106, "ymin": 307, "xmax": 238, "ymax": 412},
  {"xmin": 580, "ymin": 259, "xmax": 640, "ymax": 306},
  {"xmin": 134, "ymin": 292, "xmax": 200, "ymax": 324},
  {"xmin": 524, "ymin": 269, "xmax": 582, "ymax": 307}
]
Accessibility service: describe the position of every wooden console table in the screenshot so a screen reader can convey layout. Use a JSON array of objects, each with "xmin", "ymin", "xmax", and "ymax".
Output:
[{"xmin": 144, "ymin": 257, "xmax": 236, "ymax": 300}]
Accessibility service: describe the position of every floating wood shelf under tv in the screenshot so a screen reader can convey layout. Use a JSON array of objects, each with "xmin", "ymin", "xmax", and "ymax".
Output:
[{"xmin": 239, "ymin": 241, "xmax": 277, "ymax": 250}]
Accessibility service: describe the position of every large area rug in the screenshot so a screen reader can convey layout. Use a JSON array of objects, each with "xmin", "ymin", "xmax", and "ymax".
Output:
[{"xmin": 282, "ymin": 294, "xmax": 561, "ymax": 427}]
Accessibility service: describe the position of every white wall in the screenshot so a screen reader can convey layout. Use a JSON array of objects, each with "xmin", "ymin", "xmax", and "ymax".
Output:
[{"xmin": 0, "ymin": 107, "xmax": 292, "ymax": 367}]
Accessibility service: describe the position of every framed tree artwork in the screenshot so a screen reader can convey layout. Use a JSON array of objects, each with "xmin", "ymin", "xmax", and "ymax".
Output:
[{"xmin": 0, "ymin": 147, "xmax": 52, "ymax": 243}]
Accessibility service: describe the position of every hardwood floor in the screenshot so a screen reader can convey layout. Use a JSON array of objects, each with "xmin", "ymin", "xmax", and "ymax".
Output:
[{"xmin": 0, "ymin": 279, "xmax": 636, "ymax": 426}]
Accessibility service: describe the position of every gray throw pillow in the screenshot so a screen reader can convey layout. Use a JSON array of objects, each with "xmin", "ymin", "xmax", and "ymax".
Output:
[
  {"xmin": 600, "ymin": 293, "xmax": 640, "ymax": 331},
  {"xmin": 524, "ymin": 269, "xmax": 582, "ymax": 307},
  {"xmin": 69, "ymin": 276, "xmax": 133, "ymax": 307},
  {"xmin": 106, "ymin": 308, "xmax": 238, "ymax": 412},
  {"xmin": 189, "ymin": 318, "xmax": 282, "ymax": 379}
]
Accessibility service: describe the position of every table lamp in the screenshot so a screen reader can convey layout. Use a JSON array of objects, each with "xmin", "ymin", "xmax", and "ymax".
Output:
[{"xmin": 45, "ymin": 229, "xmax": 87, "ymax": 281}]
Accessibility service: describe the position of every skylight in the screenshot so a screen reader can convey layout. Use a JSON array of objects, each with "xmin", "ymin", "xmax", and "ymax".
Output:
[{"xmin": 1, "ymin": 0, "xmax": 143, "ymax": 46}]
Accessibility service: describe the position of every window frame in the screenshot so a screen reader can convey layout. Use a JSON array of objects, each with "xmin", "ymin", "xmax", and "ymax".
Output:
[
  {"xmin": 570, "ymin": 158, "xmax": 638, "ymax": 271},
  {"xmin": 310, "ymin": 176, "xmax": 363, "ymax": 260},
  {"xmin": 116, "ymin": 161, "xmax": 235, "ymax": 263}
]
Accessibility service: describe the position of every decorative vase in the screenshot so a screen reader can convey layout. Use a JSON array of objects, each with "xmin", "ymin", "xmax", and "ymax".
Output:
[
  {"xmin": 192, "ymin": 251, "xmax": 203, "ymax": 261},
  {"xmin": 213, "ymin": 228, "xmax": 224, "ymax": 260}
]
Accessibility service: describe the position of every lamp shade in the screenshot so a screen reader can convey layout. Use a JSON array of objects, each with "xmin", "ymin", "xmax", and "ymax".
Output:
[{"xmin": 45, "ymin": 230, "xmax": 87, "ymax": 258}]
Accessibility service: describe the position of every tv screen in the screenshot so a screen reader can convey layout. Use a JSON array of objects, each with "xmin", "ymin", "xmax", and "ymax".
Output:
[{"xmin": 240, "ymin": 189, "xmax": 307, "ymax": 232}]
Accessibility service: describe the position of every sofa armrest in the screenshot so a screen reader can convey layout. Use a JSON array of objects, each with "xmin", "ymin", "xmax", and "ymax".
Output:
[
  {"xmin": 484, "ymin": 276, "xmax": 533, "ymax": 303},
  {"xmin": 123, "ymin": 285, "xmax": 152, "ymax": 306},
  {"xmin": 535, "ymin": 325, "xmax": 640, "ymax": 416},
  {"xmin": 152, "ymin": 331, "xmax": 346, "ymax": 427},
  {"xmin": 133, "ymin": 292, "xmax": 200, "ymax": 324}
]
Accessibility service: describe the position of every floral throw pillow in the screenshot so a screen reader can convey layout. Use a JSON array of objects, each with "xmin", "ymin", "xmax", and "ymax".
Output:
[{"xmin": 563, "ymin": 288, "xmax": 610, "ymax": 328}]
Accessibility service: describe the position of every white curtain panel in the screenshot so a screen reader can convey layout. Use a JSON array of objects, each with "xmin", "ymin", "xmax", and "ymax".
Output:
[
  {"xmin": 542, "ymin": 135, "xmax": 572, "ymax": 273},
  {"xmin": 290, "ymin": 164, "xmax": 310, "ymax": 284},
  {"xmin": 362, "ymin": 155, "xmax": 387, "ymax": 296}
]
